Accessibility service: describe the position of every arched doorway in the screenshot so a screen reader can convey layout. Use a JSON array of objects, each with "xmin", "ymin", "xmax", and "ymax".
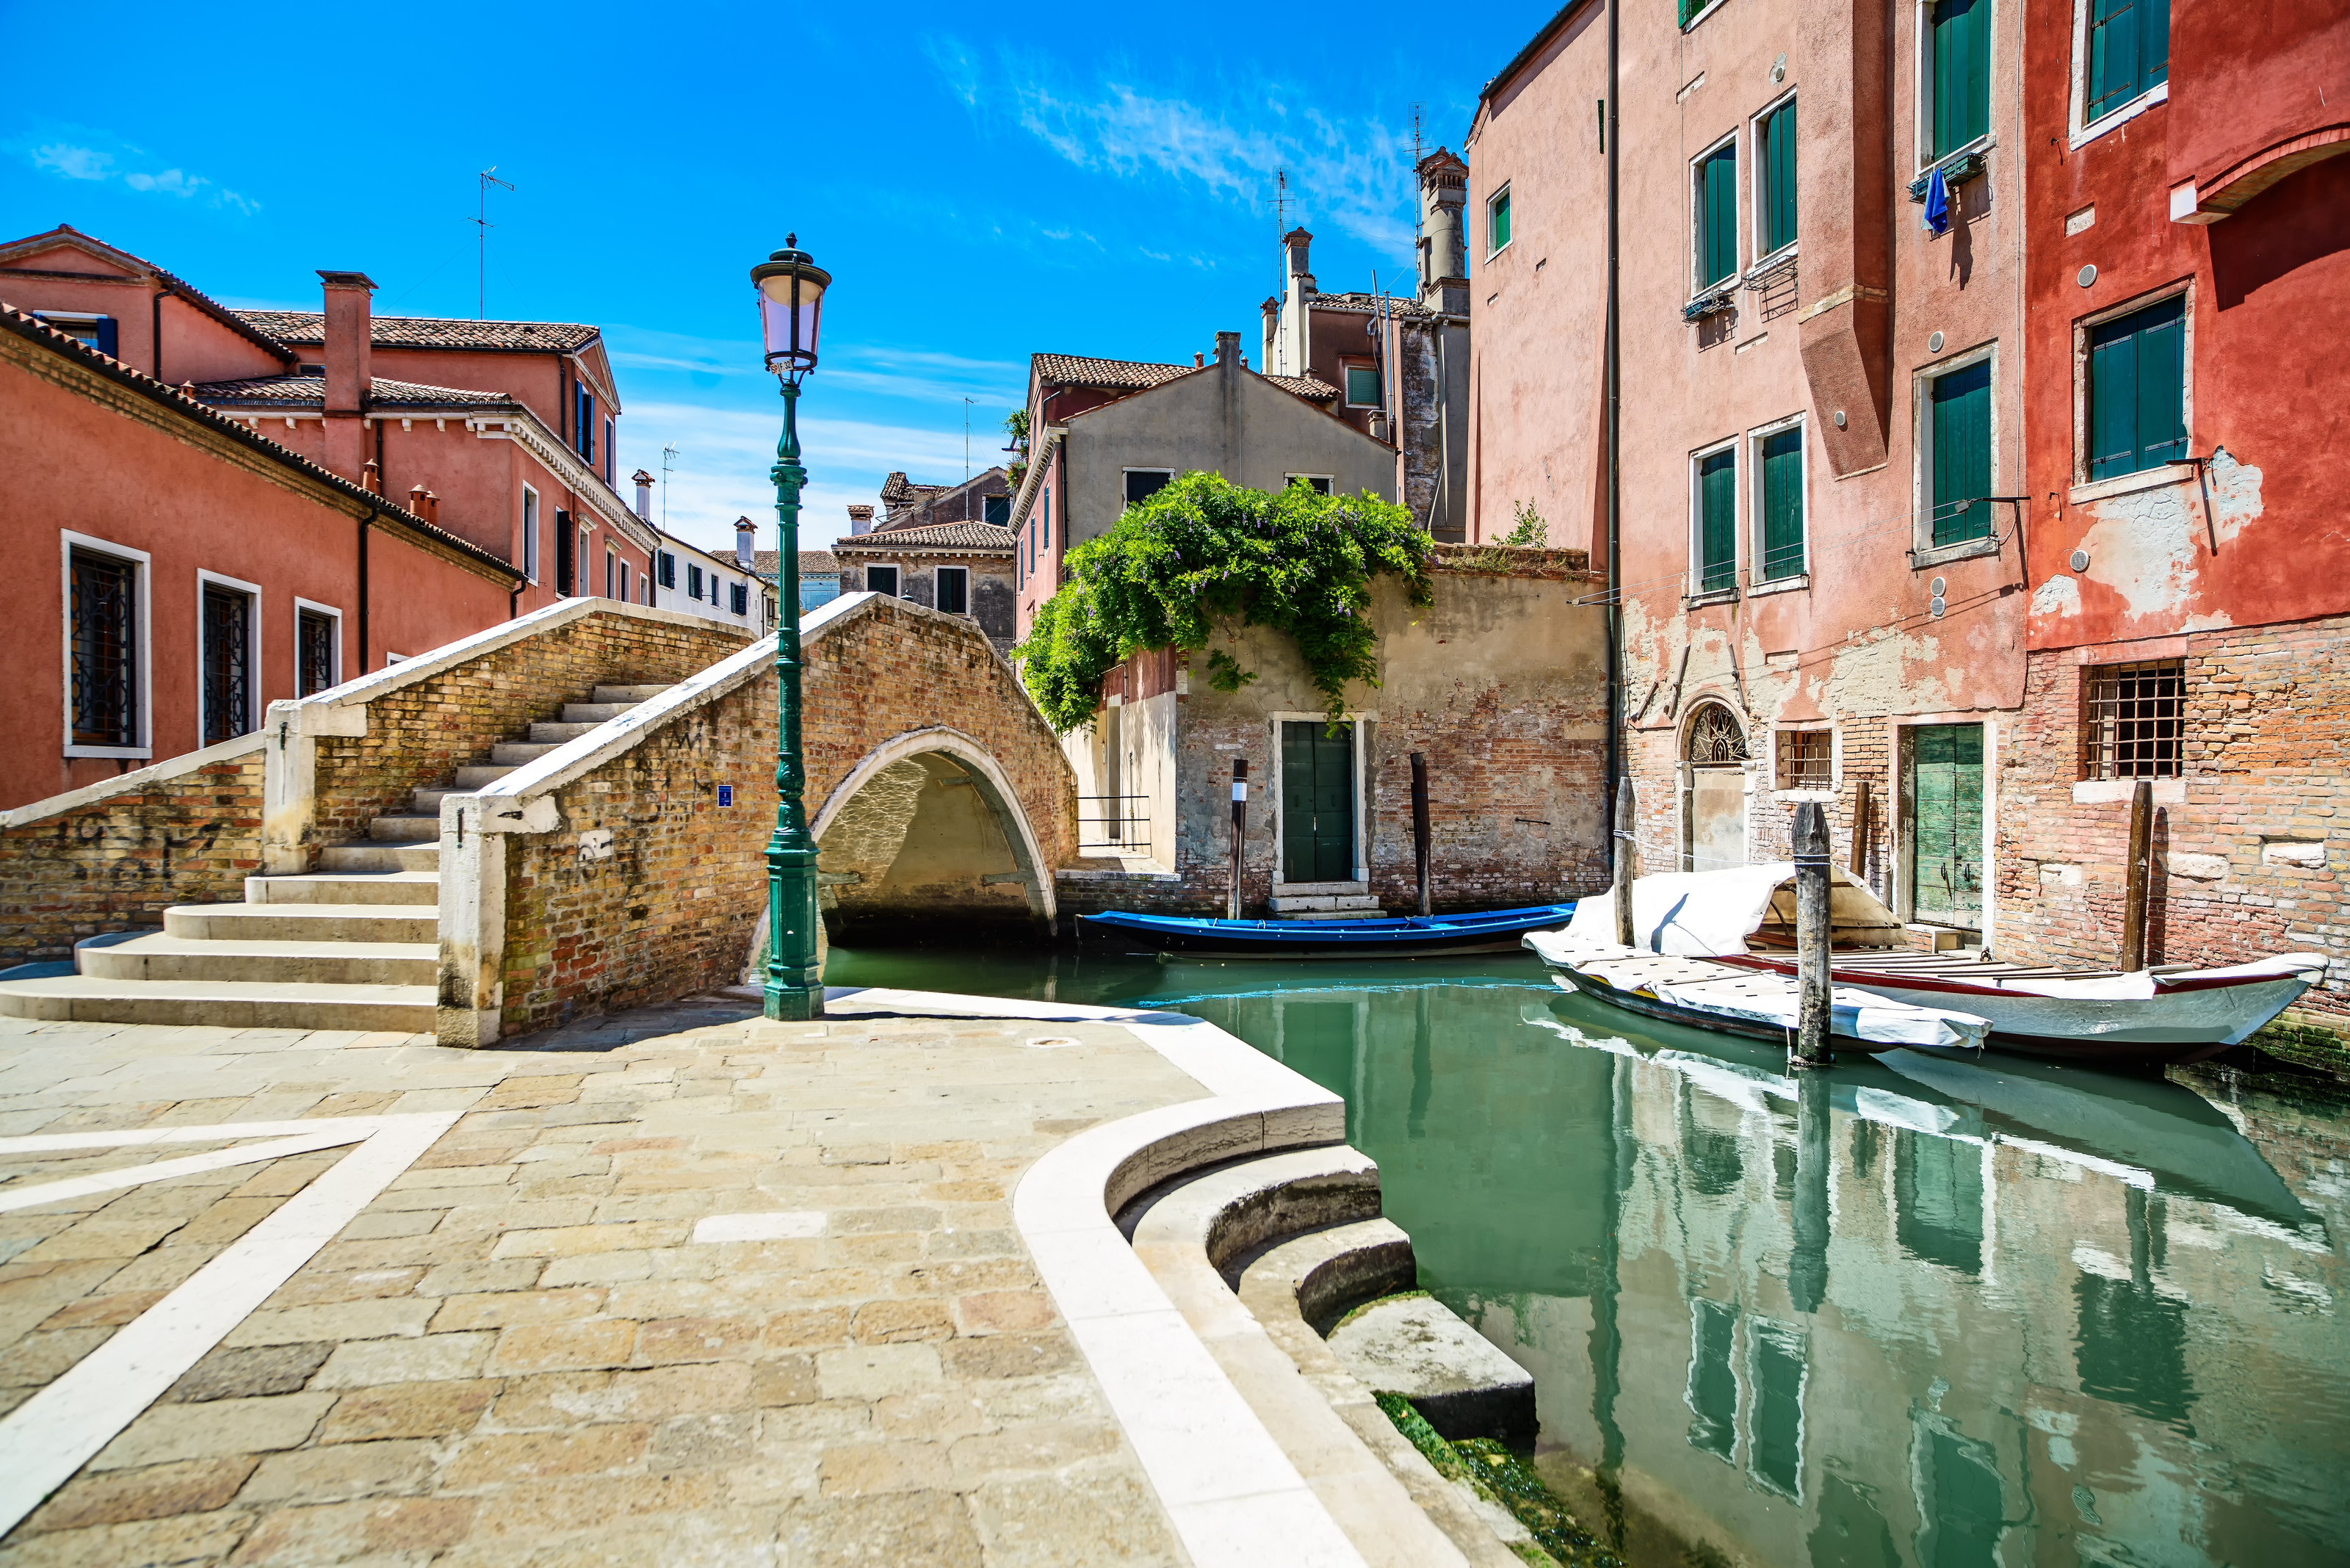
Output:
[{"xmin": 1681, "ymin": 701, "xmax": 1749, "ymax": 872}]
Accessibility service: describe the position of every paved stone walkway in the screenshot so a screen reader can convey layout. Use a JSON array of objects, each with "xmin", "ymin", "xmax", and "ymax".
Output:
[{"xmin": 0, "ymin": 991, "xmax": 1211, "ymax": 1567}]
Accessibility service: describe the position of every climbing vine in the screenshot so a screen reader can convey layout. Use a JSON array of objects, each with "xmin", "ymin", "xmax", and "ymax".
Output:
[{"xmin": 1013, "ymin": 472, "xmax": 1433, "ymax": 734}]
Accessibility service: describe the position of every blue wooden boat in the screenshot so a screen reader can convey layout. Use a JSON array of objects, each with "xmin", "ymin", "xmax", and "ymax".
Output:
[{"xmin": 1077, "ymin": 903, "xmax": 1577, "ymax": 959}]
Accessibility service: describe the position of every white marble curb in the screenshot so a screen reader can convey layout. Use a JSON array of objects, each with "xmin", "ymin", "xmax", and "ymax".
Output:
[{"xmin": 828, "ymin": 987, "xmax": 1373, "ymax": 1568}]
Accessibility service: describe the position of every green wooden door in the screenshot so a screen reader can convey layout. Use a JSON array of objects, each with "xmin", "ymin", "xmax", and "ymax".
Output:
[
  {"xmin": 1910, "ymin": 723, "xmax": 1983, "ymax": 925},
  {"xmin": 1281, "ymin": 721, "xmax": 1356, "ymax": 883}
]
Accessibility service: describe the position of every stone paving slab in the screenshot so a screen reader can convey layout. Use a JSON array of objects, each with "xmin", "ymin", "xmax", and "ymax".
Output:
[{"xmin": 0, "ymin": 991, "xmax": 1212, "ymax": 1567}]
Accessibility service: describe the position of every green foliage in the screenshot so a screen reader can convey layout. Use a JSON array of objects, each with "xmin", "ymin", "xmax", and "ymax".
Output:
[
  {"xmin": 1504, "ymin": 498, "xmax": 1548, "ymax": 547},
  {"xmin": 1370, "ymin": 1393, "xmax": 1623, "ymax": 1567},
  {"xmin": 1003, "ymin": 408, "xmax": 1030, "ymax": 489},
  {"xmin": 1013, "ymin": 472, "xmax": 1432, "ymax": 733}
]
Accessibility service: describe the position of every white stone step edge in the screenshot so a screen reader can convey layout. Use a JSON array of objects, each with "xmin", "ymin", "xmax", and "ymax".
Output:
[{"xmin": 828, "ymin": 986, "xmax": 1374, "ymax": 1568}]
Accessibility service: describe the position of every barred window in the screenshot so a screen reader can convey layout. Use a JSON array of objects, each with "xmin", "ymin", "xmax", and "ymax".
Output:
[
  {"xmin": 1776, "ymin": 729, "xmax": 1832, "ymax": 790},
  {"xmin": 70, "ymin": 549, "xmax": 138, "ymax": 748},
  {"xmin": 2082, "ymin": 659, "xmax": 2184, "ymax": 779}
]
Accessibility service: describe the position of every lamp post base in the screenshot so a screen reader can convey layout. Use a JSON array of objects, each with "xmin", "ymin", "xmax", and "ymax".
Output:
[{"xmin": 763, "ymin": 985, "xmax": 825, "ymax": 1022}]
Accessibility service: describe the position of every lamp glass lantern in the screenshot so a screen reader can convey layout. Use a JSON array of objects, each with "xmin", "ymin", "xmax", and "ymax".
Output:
[{"xmin": 752, "ymin": 236, "xmax": 831, "ymax": 384}]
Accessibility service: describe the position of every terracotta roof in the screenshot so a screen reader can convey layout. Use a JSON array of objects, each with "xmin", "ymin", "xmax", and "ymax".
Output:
[
  {"xmin": 1031, "ymin": 353, "xmax": 1197, "ymax": 391},
  {"xmin": 749, "ymin": 549, "xmax": 841, "ymax": 580},
  {"xmin": 1265, "ymin": 373, "xmax": 1342, "ymax": 402},
  {"xmin": 0, "ymin": 224, "xmax": 293, "ymax": 366},
  {"xmin": 0, "ymin": 305, "xmax": 519, "ymax": 583},
  {"xmin": 191, "ymin": 375, "xmax": 521, "ymax": 408},
  {"xmin": 1306, "ymin": 291, "xmax": 1432, "ymax": 319},
  {"xmin": 834, "ymin": 521, "xmax": 1015, "ymax": 552},
  {"xmin": 237, "ymin": 311, "xmax": 601, "ymax": 353}
]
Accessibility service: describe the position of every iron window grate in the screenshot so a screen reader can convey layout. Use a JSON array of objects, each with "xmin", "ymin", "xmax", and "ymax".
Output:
[
  {"xmin": 1776, "ymin": 729, "xmax": 1831, "ymax": 790},
  {"xmin": 2081, "ymin": 659, "xmax": 2184, "ymax": 779},
  {"xmin": 70, "ymin": 549, "xmax": 137, "ymax": 748}
]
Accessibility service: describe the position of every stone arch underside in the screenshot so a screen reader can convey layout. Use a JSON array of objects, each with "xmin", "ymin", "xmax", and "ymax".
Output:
[{"xmin": 811, "ymin": 726, "xmax": 1058, "ymax": 942}]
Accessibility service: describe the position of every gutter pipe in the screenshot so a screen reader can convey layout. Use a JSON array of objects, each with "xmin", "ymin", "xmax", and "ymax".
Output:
[{"xmin": 1604, "ymin": 0, "xmax": 1624, "ymax": 867}]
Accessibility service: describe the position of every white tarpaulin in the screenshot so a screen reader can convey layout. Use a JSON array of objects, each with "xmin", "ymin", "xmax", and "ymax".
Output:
[{"xmin": 1567, "ymin": 864, "xmax": 1903, "ymax": 956}]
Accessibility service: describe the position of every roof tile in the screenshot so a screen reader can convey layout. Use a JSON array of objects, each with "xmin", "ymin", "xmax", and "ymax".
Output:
[
  {"xmin": 834, "ymin": 521, "xmax": 1015, "ymax": 552},
  {"xmin": 237, "ymin": 311, "xmax": 601, "ymax": 353}
]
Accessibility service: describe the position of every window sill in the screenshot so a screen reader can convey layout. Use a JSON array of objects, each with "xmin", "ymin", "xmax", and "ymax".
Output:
[
  {"xmin": 2070, "ymin": 81, "xmax": 2168, "ymax": 151},
  {"xmin": 2073, "ymin": 778, "xmax": 2186, "ymax": 806},
  {"xmin": 1912, "ymin": 535, "xmax": 2002, "ymax": 570},
  {"xmin": 1486, "ymin": 240, "xmax": 1514, "ymax": 264},
  {"xmin": 1679, "ymin": 0, "xmax": 1729, "ymax": 32},
  {"xmin": 1682, "ymin": 289, "xmax": 1738, "ymax": 322},
  {"xmin": 1745, "ymin": 246, "xmax": 1797, "ymax": 285},
  {"xmin": 1749, "ymin": 572, "xmax": 1809, "ymax": 598},
  {"xmin": 1771, "ymin": 787, "xmax": 1837, "ymax": 803},
  {"xmin": 2069, "ymin": 462, "xmax": 2195, "ymax": 506},
  {"xmin": 1684, "ymin": 586, "xmax": 1740, "ymax": 609},
  {"xmin": 1908, "ymin": 137, "xmax": 1994, "ymax": 200},
  {"xmin": 64, "ymin": 745, "xmax": 152, "ymax": 761}
]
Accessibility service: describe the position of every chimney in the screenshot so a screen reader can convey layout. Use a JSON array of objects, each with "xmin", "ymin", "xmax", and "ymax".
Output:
[
  {"xmin": 847, "ymin": 504, "xmax": 875, "ymax": 534},
  {"xmin": 407, "ymin": 485, "xmax": 438, "ymax": 524},
  {"xmin": 1215, "ymin": 331, "xmax": 1240, "ymax": 368},
  {"xmin": 632, "ymin": 469, "xmax": 654, "ymax": 522},
  {"xmin": 317, "ymin": 270, "xmax": 376, "ymax": 480},
  {"xmin": 1260, "ymin": 297, "xmax": 1280, "ymax": 372},
  {"xmin": 734, "ymin": 517, "xmax": 756, "ymax": 568},
  {"xmin": 1416, "ymin": 148, "xmax": 1471, "ymax": 311},
  {"xmin": 361, "ymin": 460, "xmax": 383, "ymax": 496},
  {"xmin": 1193, "ymin": 352, "xmax": 1204, "ymax": 367},
  {"xmin": 1283, "ymin": 227, "xmax": 1315, "ymax": 286}
]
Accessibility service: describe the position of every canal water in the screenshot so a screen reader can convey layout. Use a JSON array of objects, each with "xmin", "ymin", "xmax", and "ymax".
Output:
[{"xmin": 826, "ymin": 944, "xmax": 2350, "ymax": 1567}]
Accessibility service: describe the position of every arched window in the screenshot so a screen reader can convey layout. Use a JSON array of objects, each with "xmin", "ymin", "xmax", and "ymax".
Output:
[{"xmin": 1685, "ymin": 702, "xmax": 1750, "ymax": 765}]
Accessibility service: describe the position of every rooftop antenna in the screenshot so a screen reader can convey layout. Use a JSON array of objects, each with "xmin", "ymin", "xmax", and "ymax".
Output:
[
  {"xmin": 1272, "ymin": 168, "xmax": 1291, "ymax": 372},
  {"xmin": 474, "ymin": 167, "xmax": 515, "ymax": 319},
  {"xmin": 963, "ymin": 396, "xmax": 977, "ymax": 519},
  {"xmin": 1411, "ymin": 104, "xmax": 1425, "ymax": 169},
  {"xmin": 660, "ymin": 443, "xmax": 678, "ymax": 532}
]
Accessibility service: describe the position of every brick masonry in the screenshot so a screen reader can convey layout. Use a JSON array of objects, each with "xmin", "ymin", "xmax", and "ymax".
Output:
[{"xmin": 0, "ymin": 746, "xmax": 267, "ymax": 963}]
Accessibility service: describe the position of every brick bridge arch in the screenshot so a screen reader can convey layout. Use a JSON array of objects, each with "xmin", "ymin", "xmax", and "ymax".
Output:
[{"xmin": 800, "ymin": 593, "xmax": 1077, "ymax": 939}]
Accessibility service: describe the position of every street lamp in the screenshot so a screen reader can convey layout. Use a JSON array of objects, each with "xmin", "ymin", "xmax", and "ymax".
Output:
[{"xmin": 752, "ymin": 235, "xmax": 832, "ymax": 1021}]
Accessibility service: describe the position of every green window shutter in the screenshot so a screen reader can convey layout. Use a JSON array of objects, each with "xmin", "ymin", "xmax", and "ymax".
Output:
[
  {"xmin": 1761, "ymin": 100, "xmax": 1797, "ymax": 254},
  {"xmin": 1698, "ymin": 448, "xmax": 1737, "ymax": 591},
  {"xmin": 1760, "ymin": 427, "xmax": 1804, "ymax": 580},
  {"xmin": 1491, "ymin": 191, "xmax": 1511, "ymax": 251},
  {"xmin": 1931, "ymin": 0, "xmax": 1989, "ymax": 157},
  {"xmin": 2088, "ymin": 0, "xmax": 2169, "ymax": 122},
  {"xmin": 1930, "ymin": 360, "xmax": 1993, "ymax": 545},
  {"xmin": 1699, "ymin": 144, "xmax": 1738, "ymax": 287},
  {"xmin": 2089, "ymin": 295, "xmax": 2186, "ymax": 480}
]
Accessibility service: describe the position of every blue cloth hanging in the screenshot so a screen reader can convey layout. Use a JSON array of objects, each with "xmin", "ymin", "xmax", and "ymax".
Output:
[{"xmin": 1923, "ymin": 166, "xmax": 1952, "ymax": 237}]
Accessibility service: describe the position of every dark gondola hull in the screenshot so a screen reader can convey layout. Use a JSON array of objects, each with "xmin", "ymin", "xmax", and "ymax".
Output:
[{"xmin": 1077, "ymin": 903, "xmax": 1577, "ymax": 961}]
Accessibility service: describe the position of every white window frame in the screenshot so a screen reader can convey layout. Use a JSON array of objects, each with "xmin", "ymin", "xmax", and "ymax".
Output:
[
  {"xmin": 292, "ymin": 597, "xmax": 344, "ymax": 696},
  {"xmin": 195, "ymin": 568, "xmax": 264, "ymax": 745},
  {"xmin": 1688, "ymin": 436, "xmax": 1741, "ymax": 604},
  {"xmin": 2069, "ymin": 281, "xmax": 2194, "ymax": 502},
  {"xmin": 1912, "ymin": 341, "xmax": 2002, "ymax": 565},
  {"xmin": 577, "ymin": 525, "xmax": 592, "ymax": 597},
  {"xmin": 1746, "ymin": 413, "xmax": 1810, "ymax": 593},
  {"xmin": 1913, "ymin": 0, "xmax": 1999, "ymax": 177},
  {"xmin": 1486, "ymin": 182, "xmax": 1513, "ymax": 259},
  {"xmin": 59, "ymin": 530, "xmax": 153, "ymax": 760},
  {"xmin": 1121, "ymin": 468, "xmax": 1174, "ymax": 507},
  {"xmin": 1284, "ymin": 474, "xmax": 1337, "ymax": 496},
  {"xmin": 521, "ymin": 485, "xmax": 540, "ymax": 583},
  {"xmin": 935, "ymin": 565, "xmax": 971, "ymax": 617},
  {"xmin": 1689, "ymin": 128, "xmax": 1742, "ymax": 299},
  {"xmin": 1341, "ymin": 364, "xmax": 1381, "ymax": 408},
  {"xmin": 866, "ymin": 564, "xmax": 902, "ymax": 597},
  {"xmin": 1748, "ymin": 88, "xmax": 1801, "ymax": 273},
  {"xmin": 1771, "ymin": 725, "xmax": 1839, "ymax": 801},
  {"xmin": 2066, "ymin": 0, "xmax": 2169, "ymax": 149},
  {"xmin": 605, "ymin": 549, "xmax": 618, "ymax": 600}
]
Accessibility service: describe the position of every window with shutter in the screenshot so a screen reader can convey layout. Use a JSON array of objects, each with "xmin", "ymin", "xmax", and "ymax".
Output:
[
  {"xmin": 1930, "ymin": 0, "xmax": 1991, "ymax": 158},
  {"xmin": 576, "ymin": 388, "xmax": 596, "ymax": 461},
  {"xmin": 1758, "ymin": 426, "xmax": 1804, "ymax": 580},
  {"xmin": 2087, "ymin": 295, "xmax": 2187, "ymax": 481},
  {"xmin": 731, "ymin": 582, "xmax": 748, "ymax": 616},
  {"xmin": 1758, "ymin": 99, "xmax": 1798, "ymax": 256},
  {"xmin": 1124, "ymin": 470, "xmax": 1173, "ymax": 506},
  {"xmin": 867, "ymin": 566, "xmax": 900, "ymax": 596},
  {"xmin": 1696, "ymin": 447, "xmax": 1738, "ymax": 593},
  {"xmin": 1696, "ymin": 142, "xmax": 1739, "ymax": 289},
  {"xmin": 2087, "ymin": 0, "xmax": 2169, "ymax": 124},
  {"xmin": 555, "ymin": 511, "xmax": 574, "ymax": 595},
  {"xmin": 1344, "ymin": 366, "xmax": 1381, "ymax": 408},
  {"xmin": 936, "ymin": 567, "xmax": 969, "ymax": 615},
  {"xmin": 688, "ymin": 563, "xmax": 704, "ymax": 601},
  {"xmin": 522, "ymin": 488, "xmax": 540, "ymax": 582},
  {"xmin": 983, "ymin": 494, "xmax": 1011, "ymax": 524},
  {"xmin": 1488, "ymin": 186, "xmax": 1511, "ymax": 253},
  {"xmin": 1928, "ymin": 360, "xmax": 1994, "ymax": 545},
  {"xmin": 659, "ymin": 552, "xmax": 677, "ymax": 588}
]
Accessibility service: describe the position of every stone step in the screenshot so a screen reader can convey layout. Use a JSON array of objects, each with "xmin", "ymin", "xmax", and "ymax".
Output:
[
  {"xmin": 527, "ymin": 720, "xmax": 603, "ymax": 743},
  {"xmin": 164, "ymin": 903, "xmax": 438, "ymax": 944},
  {"xmin": 593, "ymin": 685, "xmax": 670, "ymax": 704},
  {"xmin": 451, "ymin": 765, "xmax": 518, "ymax": 790},
  {"xmin": 0, "ymin": 976, "xmax": 433, "ymax": 1030},
  {"xmin": 1273, "ymin": 908, "xmax": 1392, "ymax": 922},
  {"xmin": 244, "ymin": 871, "xmax": 439, "ymax": 907},
  {"xmin": 1268, "ymin": 894, "xmax": 1383, "ymax": 913},
  {"xmin": 412, "ymin": 789, "xmax": 460, "ymax": 814},
  {"xmin": 78, "ymin": 934, "xmax": 438, "ymax": 986},
  {"xmin": 369, "ymin": 814, "xmax": 440, "ymax": 842},
  {"xmin": 490, "ymin": 740, "xmax": 565, "ymax": 766},
  {"xmin": 320, "ymin": 842, "xmax": 439, "ymax": 873},
  {"xmin": 562, "ymin": 701, "xmax": 642, "ymax": 723}
]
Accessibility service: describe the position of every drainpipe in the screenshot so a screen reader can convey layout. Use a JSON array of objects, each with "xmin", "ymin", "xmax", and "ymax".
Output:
[
  {"xmin": 151, "ymin": 283, "xmax": 167, "ymax": 381},
  {"xmin": 1603, "ymin": 0, "xmax": 1624, "ymax": 872},
  {"xmin": 357, "ymin": 503, "xmax": 374, "ymax": 673}
]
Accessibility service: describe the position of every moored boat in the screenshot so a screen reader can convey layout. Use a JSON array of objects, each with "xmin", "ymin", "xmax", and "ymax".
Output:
[
  {"xmin": 1077, "ymin": 901, "xmax": 1578, "ymax": 959},
  {"xmin": 1563, "ymin": 866, "xmax": 2324, "ymax": 1063}
]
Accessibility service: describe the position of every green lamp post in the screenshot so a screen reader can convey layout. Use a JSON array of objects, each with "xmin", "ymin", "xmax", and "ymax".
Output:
[{"xmin": 751, "ymin": 235, "xmax": 832, "ymax": 1021}]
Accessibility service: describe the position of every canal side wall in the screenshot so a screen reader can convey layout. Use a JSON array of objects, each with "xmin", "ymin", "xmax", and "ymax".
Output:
[{"xmin": 1057, "ymin": 553, "xmax": 1612, "ymax": 917}]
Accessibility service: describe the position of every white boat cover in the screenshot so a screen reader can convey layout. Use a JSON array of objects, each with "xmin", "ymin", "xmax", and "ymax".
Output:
[{"xmin": 1567, "ymin": 864, "xmax": 1896, "ymax": 957}]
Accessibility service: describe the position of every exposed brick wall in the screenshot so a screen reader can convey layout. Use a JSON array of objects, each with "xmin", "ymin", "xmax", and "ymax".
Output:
[
  {"xmin": 0, "ymin": 747, "xmax": 264, "ymax": 962},
  {"xmin": 307, "ymin": 610, "xmax": 751, "ymax": 853},
  {"xmin": 1997, "ymin": 618, "xmax": 2350, "ymax": 1020}
]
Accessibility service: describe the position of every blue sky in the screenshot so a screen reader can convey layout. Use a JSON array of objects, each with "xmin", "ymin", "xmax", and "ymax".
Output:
[{"xmin": 4, "ymin": 1, "xmax": 1539, "ymax": 555}]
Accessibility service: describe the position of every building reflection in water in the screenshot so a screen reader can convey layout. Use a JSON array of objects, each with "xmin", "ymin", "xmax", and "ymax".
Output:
[{"xmin": 1160, "ymin": 969, "xmax": 2348, "ymax": 1568}]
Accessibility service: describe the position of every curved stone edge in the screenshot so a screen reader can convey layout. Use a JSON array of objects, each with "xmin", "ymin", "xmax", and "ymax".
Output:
[{"xmin": 834, "ymin": 986, "xmax": 1373, "ymax": 1567}]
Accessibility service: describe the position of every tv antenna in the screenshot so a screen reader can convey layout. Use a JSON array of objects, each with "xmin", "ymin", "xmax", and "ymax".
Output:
[
  {"xmin": 1411, "ymin": 104, "xmax": 1425, "ymax": 168},
  {"xmin": 660, "ymin": 443, "xmax": 678, "ymax": 532},
  {"xmin": 473, "ymin": 167, "xmax": 515, "ymax": 319}
]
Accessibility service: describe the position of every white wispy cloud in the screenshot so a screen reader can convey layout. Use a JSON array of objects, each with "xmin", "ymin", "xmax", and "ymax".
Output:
[
  {"xmin": 926, "ymin": 37, "xmax": 1420, "ymax": 254},
  {"xmin": 21, "ymin": 129, "xmax": 260, "ymax": 215},
  {"xmin": 605, "ymin": 325, "xmax": 1024, "ymax": 409}
]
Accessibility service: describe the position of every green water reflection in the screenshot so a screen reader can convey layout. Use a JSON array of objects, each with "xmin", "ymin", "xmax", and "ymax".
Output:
[{"xmin": 825, "ymin": 945, "xmax": 2350, "ymax": 1566}]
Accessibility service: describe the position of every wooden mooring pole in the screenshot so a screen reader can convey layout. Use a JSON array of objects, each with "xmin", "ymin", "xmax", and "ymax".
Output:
[
  {"xmin": 1792, "ymin": 801, "xmax": 1835, "ymax": 1068},
  {"xmin": 2119, "ymin": 778, "xmax": 2152, "ymax": 972},
  {"xmin": 1850, "ymin": 777, "xmax": 1871, "ymax": 878},
  {"xmin": 1227, "ymin": 759, "xmax": 1249, "ymax": 921},
  {"xmin": 1411, "ymin": 752, "xmax": 1433, "ymax": 917},
  {"xmin": 1613, "ymin": 776, "xmax": 1638, "ymax": 947}
]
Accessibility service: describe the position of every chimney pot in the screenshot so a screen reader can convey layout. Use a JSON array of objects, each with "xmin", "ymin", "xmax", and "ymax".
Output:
[
  {"xmin": 407, "ymin": 485, "xmax": 438, "ymax": 523},
  {"xmin": 735, "ymin": 516, "xmax": 756, "ymax": 568},
  {"xmin": 1193, "ymin": 352, "xmax": 1204, "ymax": 367},
  {"xmin": 632, "ymin": 469, "xmax": 654, "ymax": 521},
  {"xmin": 362, "ymin": 460, "xmax": 382, "ymax": 495}
]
